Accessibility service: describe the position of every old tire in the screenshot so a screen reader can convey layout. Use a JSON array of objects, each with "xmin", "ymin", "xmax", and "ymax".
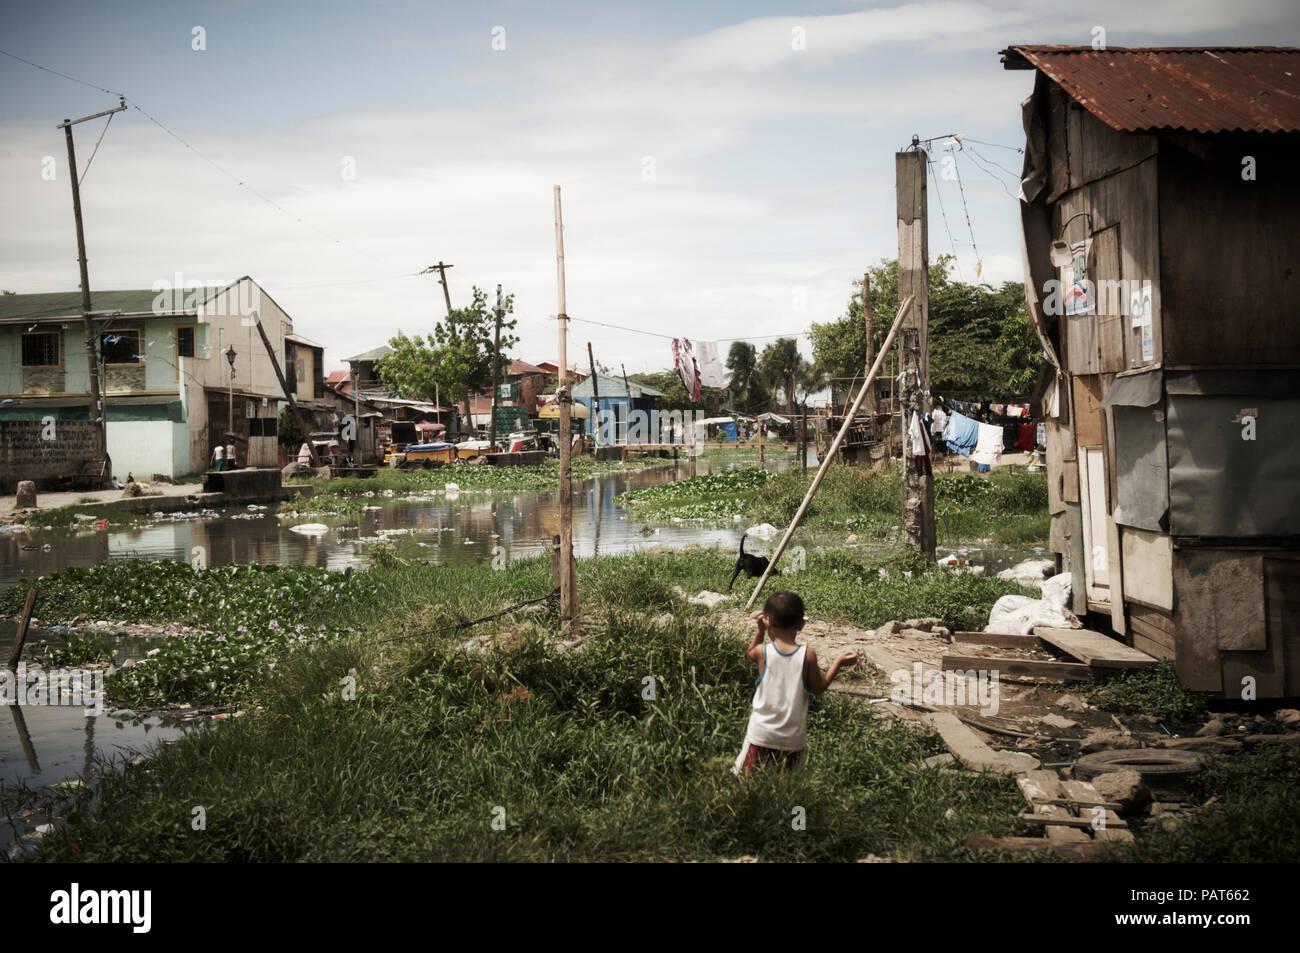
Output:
[{"xmin": 1074, "ymin": 748, "xmax": 1205, "ymax": 784}]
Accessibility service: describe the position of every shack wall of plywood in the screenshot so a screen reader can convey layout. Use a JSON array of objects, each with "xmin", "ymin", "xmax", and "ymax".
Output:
[
  {"xmin": 1172, "ymin": 547, "xmax": 1300, "ymax": 697},
  {"xmin": 1158, "ymin": 134, "xmax": 1300, "ymax": 366}
]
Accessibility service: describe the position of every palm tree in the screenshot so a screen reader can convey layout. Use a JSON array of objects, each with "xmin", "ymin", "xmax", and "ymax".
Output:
[{"xmin": 760, "ymin": 338, "xmax": 801, "ymax": 413}]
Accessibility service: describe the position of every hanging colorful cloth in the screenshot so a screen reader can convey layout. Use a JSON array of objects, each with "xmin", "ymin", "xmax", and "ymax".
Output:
[
  {"xmin": 908, "ymin": 411, "xmax": 932, "ymax": 476},
  {"xmin": 673, "ymin": 338, "xmax": 701, "ymax": 402}
]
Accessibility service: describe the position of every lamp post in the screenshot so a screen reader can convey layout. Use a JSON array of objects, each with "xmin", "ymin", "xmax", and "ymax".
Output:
[{"xmin": 226, "ymin": 345, "xmax": 236, "ymax": 451}]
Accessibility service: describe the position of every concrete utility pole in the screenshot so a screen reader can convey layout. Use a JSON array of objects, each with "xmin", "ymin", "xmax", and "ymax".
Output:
[
  {"xmin": 489, "ymin": 283, "xmax": 504, "ymax": 451},
  {"xmin": 897, "ymin": 148, "xmax": 936, "ymax": 557},
  {"xmin": 59, "ymin": 98, "xmax": 127, "ymax": 470},
  {"xmin": 553, "ymin": 186, "xmax": 578, "ymax": 626}
]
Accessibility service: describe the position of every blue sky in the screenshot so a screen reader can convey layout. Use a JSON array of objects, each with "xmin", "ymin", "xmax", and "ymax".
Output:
[{"xmin": 2, "ymin": 0, "xmax": 1297, "ymax": 374}]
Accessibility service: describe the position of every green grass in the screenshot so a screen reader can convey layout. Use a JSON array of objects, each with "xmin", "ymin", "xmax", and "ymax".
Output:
[
  {"xmin": 1110, "ymin": 746, "xmax": 1300, "ymax": 862},
  {"xmin": 24, "ymin": 575, "xmax": 1028, "ymax": 862},
  {"xmin": 1078, "ymin": 662, "xmax": 1208, "ymax": 723},
  {"xmin": 14, "ymin": 548, "xmax": 1292, "ymax": 862},
  {"xmin": 616, "ymin": 463, "xmax": 1050, "ymax": 545},
  {"xmin": 16, "ymin": 505, "xmax": 149, "ymax": 529}
]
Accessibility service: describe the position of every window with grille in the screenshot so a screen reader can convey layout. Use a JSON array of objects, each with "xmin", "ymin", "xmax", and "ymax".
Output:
[
  {"xmin": 101, "ymin": 329, "xmax": 141, "ymax": 364},
  {"xmin": 22, "ymin": 331, "xmax": 60, "ymax": 367}
]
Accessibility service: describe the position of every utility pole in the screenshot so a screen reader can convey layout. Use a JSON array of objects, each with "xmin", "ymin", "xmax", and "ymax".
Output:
[
  {"xmin": 897, "ymin": 148, "xmax": 936, "ymax": 557},
  {"xmin": 553, "ymin": 186, "xmax": 578, "ymax": 627},
  {"xmin": 862, "ymin": 273, "xmax": 877, "ymax": 416},
  {"xmin": 420, "ymin": 261, "xmax": 455, "ymax": 432},
  {"xmin": 489, "ymin": 283, "xmax": 503, "ymax": 452},
  {"xmin": 352, "ymin": 367, "xmax": 361, "ymax": 460},
  {"xmin": 621, "ymin": 363, "xmax": 632, "ymax": 445},
  {"xmin": 59, "ymin": 97, "xmax": 127, "ymax": 472},
  {"xmin": 421, "ymin": 261, "xmax": 455, "ymax": 316},
  {"xmin": 587, "ymin": 342, "xmax": 600, "ymax": 446}
]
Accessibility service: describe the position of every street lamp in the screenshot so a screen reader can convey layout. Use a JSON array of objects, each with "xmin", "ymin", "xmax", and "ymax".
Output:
[{"xmin": 226, "ymin": 345, "xmax": 236, "ymax": 452}]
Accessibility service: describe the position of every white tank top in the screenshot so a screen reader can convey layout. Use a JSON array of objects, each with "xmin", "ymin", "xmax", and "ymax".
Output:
[{"xmin": 745, "ymin": 642, "xmax": 809, "ymax": 751}]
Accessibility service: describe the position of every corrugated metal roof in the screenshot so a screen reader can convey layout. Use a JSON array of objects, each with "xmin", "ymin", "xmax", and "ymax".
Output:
[{"xmin": 1001, "ymin": 46, "xmax": 1300, "ymax": 134}]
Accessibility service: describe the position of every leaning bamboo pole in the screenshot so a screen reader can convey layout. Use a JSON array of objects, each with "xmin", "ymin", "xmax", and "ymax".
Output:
[{"xmin": 744, "ymin": 294, "xmax": 914, "ymax": 610}]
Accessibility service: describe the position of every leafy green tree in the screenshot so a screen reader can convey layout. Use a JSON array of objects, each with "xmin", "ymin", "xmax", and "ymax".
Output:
[
  {"xmin": 378, "ymin": 286, "xmax": 520, "ymax": 432},
  {"xmin": 375, "ymin": 332, "xmax": 438, "ymax": 403},
  {"xmin": 810, "ymin": 256, "xmax": 1041, "ymax": 402}
]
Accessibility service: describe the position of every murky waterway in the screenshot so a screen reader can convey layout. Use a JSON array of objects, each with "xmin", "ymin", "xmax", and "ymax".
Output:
[{"xmin": 1, "ymin": 451, "xmax": 1042, "ymax": 846}]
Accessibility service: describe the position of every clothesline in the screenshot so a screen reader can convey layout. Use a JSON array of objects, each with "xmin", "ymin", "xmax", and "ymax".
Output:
[{"xmin": 564, "ymin": 314, "xmax": 812, "ymax": 344}]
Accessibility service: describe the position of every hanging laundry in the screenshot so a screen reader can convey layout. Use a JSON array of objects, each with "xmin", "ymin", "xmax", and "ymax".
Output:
[
  {"xmin": 1016, "ymin": 423, "xmax": 1036, "ymax": 451},
  {"xmin": 944, "ymin": 411, "xmax": 979, "ymax": 457},
  {"xmin": 694, "ymin": 340, "xmax": 731, "ymax": 390},
  {"xmin": 1036, "ymin": 422, "xmax": 1046, "ymax": 446},
  {"xmin": 908, "ymin": 411, "xmax": 932, "ymax": 475},
  {"xmin": 672, "ymin": 338, "xmax": 701, "ymax": 402},
  {"xmin": 971, "ymin": 422, "xmax": 1003, "ymax": 466}
]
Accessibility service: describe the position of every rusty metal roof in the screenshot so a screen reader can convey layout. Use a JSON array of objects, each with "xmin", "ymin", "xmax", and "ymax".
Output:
[{"xmin": 1001, "ymin": 46, "xmax": 1300, "ymax": 134}]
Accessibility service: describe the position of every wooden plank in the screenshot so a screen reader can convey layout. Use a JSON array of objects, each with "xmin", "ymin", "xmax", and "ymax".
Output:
[
  {"xmin": 1019, "ymin": 813, "xmax": 1098, "ymax": 830},
  {"xmin": 1017, "ymin": 770, "xmax": 1063, "ymax": 806},
  {"xmin": 923, "ymin": 711, "xmax": 1033, "ymax": 775},
  {"xmin": 952, "ymin": 632, "xmax": 1044, "ymax": 649},
  {"xmin": 1033, "ymin": 627, "xmax": 1158, "ymax": 669},
  {"xmin": 1121, "ymin": 528, "xmax": 1174, "ymax": 612},
  {"xmin": 1131, "ymin": 631, "xmax": 1175, "ymax": 662},
  {"xmin": 963, "ymin": 835, "xmax": 1115, "ymax": 861},
  {"xmin": 1062, "ymin": 779, "xmax": 1133, "ymax": 841},
  {"xmin": 942, "ymin": 654, "xmax": 1091, "ymax": 681},
  {"xmin": 6, "ymin": 588, "xmax": 37, "ymax": 671}
]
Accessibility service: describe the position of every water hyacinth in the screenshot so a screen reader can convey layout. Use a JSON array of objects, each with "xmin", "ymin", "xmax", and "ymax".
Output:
[{"xmin": 0, "ymin": 560, "xmax": 381, "ymax": 708}]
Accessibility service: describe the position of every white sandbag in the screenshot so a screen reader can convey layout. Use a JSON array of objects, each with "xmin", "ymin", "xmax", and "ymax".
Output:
[
  {"xmin": 1040, "ymin": 572, "xmax": 1072, "ymax": 609},
  {"xmin": 996, "ymin": 558, "xmax": 1053, "ymax": 588},
  {"xmin": 745, "ymin": 523, "xmax": 780, "ymax": 541},
  {"xmin": 985, "ymin": 594, "xmax": 1081, "ymax": 635}
]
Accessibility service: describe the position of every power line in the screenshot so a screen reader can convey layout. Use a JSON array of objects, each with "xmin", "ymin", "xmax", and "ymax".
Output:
[
  {"xmin": 946, "ymin": 147, "xmax": 983, "ymax": 278},
  {"xmin": 0, "ymin": 46, "xmax": 410, "ymax": 274},
  {"xmin": 78, "ymin": 110, "xmax": 115, "ymax": 186},
  {"xmin": 925, "ymin": 153, "xmax": 964, "ymax": 282},
  {"xmin": 959, "ymin": 145, "xmax": 1016, "ymax": 199},
  {"xmin": 966, "ymin": 143, "xmax": 1023, "ymax": 181},
  {"xmin": 564, "ymin": 313, "xmax": 810, "ymax": 344}
]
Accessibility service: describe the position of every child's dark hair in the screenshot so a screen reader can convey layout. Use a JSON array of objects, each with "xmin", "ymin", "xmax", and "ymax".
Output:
[{"xmin": 763, "ymin": 591, "xmax": 804, "ymax": 629}]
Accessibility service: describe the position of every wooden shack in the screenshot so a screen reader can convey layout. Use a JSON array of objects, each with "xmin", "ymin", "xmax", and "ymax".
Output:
[{"xmin": 1003, "ymin": 45, "xmax": 1300, "ymax": 697}]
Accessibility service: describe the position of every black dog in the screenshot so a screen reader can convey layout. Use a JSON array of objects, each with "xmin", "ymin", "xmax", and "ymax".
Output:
[{"xmin": 729, "ymin": 534, "xmax": 779, "ymax": 591}]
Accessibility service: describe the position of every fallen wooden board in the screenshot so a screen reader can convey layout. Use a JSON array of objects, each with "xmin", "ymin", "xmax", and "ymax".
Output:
[
  {"xmin": 924, "ymin": 711, "xmax": 1037, "ymax": 775},
  {"xmin": 1063, "ymin": 779, "xmax": 1134, "ymax": 842},
  {"xmin": 1033, "ymin": 626, "xmax": 1158, "ymax": 669},
  {"xmin": 952, "ymin": 631, "xmax": 1045, "ymax": 649},
  {"xmin": 942, "ymin": 654, "xmax": 1091, "ymax": 681},
  {"xmin": 963, "ymin": 835, "xmax": 1117, "ymax": 861}
]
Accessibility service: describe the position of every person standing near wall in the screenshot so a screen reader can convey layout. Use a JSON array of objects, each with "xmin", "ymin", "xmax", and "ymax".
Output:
[{"xmin": 210, "ymin": 441, "xmax": 225, "ymax": 472}]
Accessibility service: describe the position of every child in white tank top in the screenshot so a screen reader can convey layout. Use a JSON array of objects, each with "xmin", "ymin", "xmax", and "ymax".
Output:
[{"xmin": 733, "ymin": 591, "xmax": 857, "ymax": 775}]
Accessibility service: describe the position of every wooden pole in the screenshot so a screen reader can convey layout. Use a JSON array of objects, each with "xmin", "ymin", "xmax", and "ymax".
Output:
[
  {"xmin": 587, "ymin": 342, "xmax": 601, "ymax": 446},
  {"xmin": 250, "ymin": 311, "xmax": 321, "ymax": 467},
  {"xmin": 897, "ymin": 149, "xmax": 936, "ymax": 556},
  {"xmin": 59, "ymin": 101, "xmax": 128, "ymax": 473},
  {"xmin": 489, "ymin": 283, "xmax": 503, "ymax": 452},
  {"xmin": 554, "ymin": 186, "xmax": 578, "ymax": 625},
  {"xmin": 745, "ymin": 295, "xmax": 913, "ymax": 610},
  {"xmin": 862, "ymin": 273, "xmax": 877, "ymax": 417},
  {"xmin": 7, "ymin": 588, "xmax": 37, "ymax": 671}
]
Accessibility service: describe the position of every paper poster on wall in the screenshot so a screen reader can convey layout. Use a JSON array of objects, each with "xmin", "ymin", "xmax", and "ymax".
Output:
[
  {"xmin": 1064, "ymin": 239, "xmax": 1093, "ymax": 316},
  {"xmin": 1130, "ymin": 284, "xmax": 1154, "ymax": 361}
]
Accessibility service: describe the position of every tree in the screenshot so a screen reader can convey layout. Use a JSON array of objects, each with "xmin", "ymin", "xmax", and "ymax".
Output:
[
  {"xmin": 810, "ymin": 256, "xmax": 1041, "ymax": 402},
  {"xmin": 378, "ymin": 286, "xmax": 520, "ymax": 432},
  {"xmin": 759, "ymin": 337, "xmax": 802, "ymax": 413},
  {"xmin": 725, "ymin": 342, "xmax": 769, "ymax": 413},
  {"xmin": 375, "ymin": 332, "xmax": 439, "ymax": 403}
]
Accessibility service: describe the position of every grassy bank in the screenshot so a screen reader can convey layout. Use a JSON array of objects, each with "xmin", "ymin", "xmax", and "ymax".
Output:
[
  {"xmin": 294, "ymin": 457, "xmax": 675, "ymax": 517},
  {"xmin": 9, "ymin": 549, "xmax": 1297, "ymax": 862},
  {"xmin": 616, "ymin": 464, "xmax": 1050, "ymax": 545},
  {"xmin": 17, "ymin": 550, "xmax": 1041, "ymax": 862}
]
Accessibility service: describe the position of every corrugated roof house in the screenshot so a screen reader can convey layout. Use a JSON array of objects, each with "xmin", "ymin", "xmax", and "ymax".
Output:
[{"xmin": 1004, "ymin": 45, "xmax": 1300, "ymax": 696}]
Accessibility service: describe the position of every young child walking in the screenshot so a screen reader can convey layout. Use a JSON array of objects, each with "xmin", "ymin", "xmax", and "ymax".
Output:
[{"xmin": 733, "ymin": 591, "xmax": 857, "ymax": 775}]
